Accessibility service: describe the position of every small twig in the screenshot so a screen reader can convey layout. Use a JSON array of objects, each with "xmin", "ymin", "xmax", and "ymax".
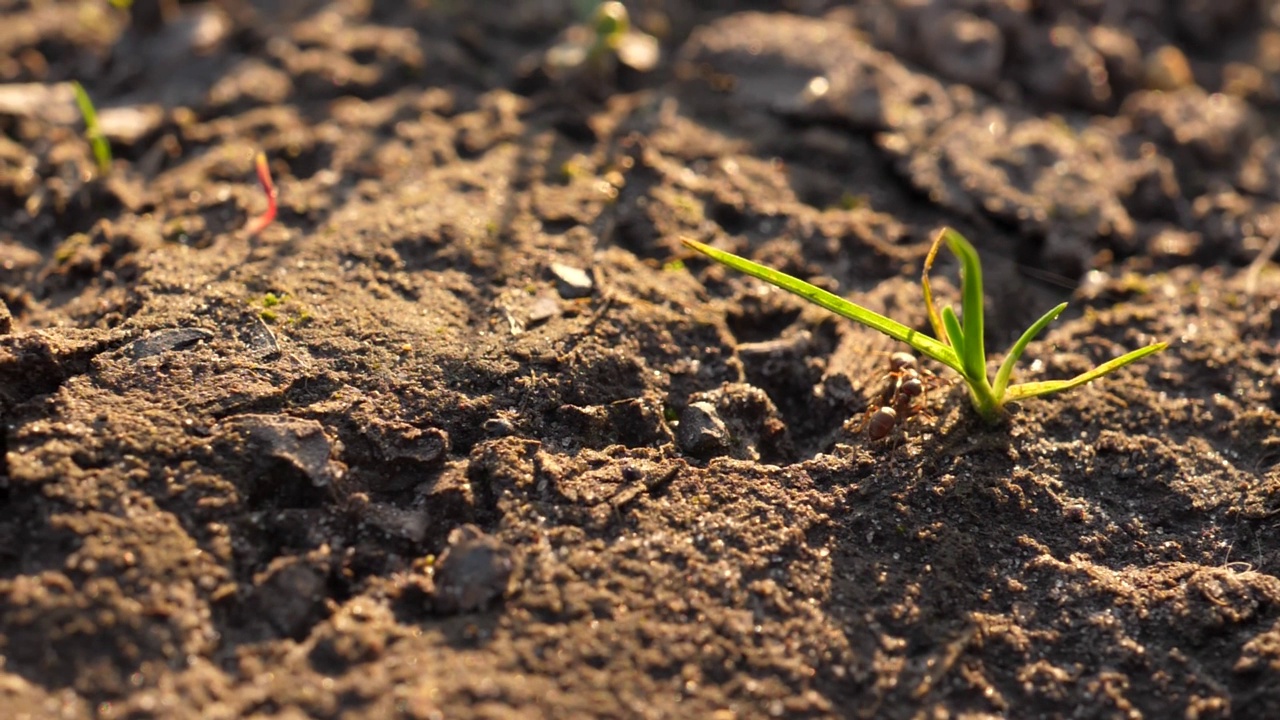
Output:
[
  {"xmin": 1245, "ymin": 232, "xmax": 1280, "ymax": 301},
  {"xmin": 246, "ymin": 152, "xmax": 278, "ymax": 235},
  {"xmin": 912, "ymin": 624, "xmax": 977, "ymax": 699},
  {"xmin": 581, "ymin": 264, "xmax": 615, "ymax": 331},
  {"xmin": 607, "ymin": 464, "xmax": 680, "ymax": 515}
]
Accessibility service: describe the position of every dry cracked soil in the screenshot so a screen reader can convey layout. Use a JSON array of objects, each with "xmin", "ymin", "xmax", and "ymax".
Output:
[{"xmin": 2, "ymin": 1, "xmax": 1280, "ymax": 718}]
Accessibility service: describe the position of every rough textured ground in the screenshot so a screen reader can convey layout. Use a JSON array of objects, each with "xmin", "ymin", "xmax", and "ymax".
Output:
[{"xmin": 2, "ymin": 0, "xmax": 1280, "ymax": 718}]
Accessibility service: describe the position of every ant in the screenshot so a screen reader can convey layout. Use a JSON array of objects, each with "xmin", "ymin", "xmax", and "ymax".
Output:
[{"xmin": 860, "ymin": 352, "xmax": 941, "ymax": 440}]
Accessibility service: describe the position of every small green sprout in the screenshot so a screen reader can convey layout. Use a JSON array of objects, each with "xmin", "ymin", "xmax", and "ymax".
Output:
[
  {"xmin": 838, "ymin": 192, "xmax": 868, "ymax": 211},
  {"xmin": 682, "ymin": 228, "xmax": 1168, "ymax": 424},
  {"xmin": 70, "ymin": 81, "xmax": 111, "ymax": 176},
  {"xmin": 546, "ymin": 1, "xmax": 659, "ymax": 79}
]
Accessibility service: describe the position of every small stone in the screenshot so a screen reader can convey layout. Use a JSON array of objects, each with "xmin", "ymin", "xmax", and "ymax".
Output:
[
  {"xmin": 431, "ymin": 525, "xmax": 513, "ymax": 615},
  {"xmin": 221, "ymin": 414, "xmax": 343, "ymax": 488},
  {"xmin": 616, "ymin": 31, "xmax": 660, "ymax": 72},
  {"xmin": 550, "ymin": 262, "xmax": 594, "ymax": 298},
  {"xmin": 358, "ymin": 502, "xmax": 430, "ymax": 542},
  {"xmin": 1145, "ymin": 46, "xmax": 1193, "ymax": 91},
  {"xmin": 97, "ymin": 104, "xmax": 165, "ymax": 145},
  {"xmin": 252, "ymin": 559, "xmax": 328, "ymax": 639},
  {"xmin": 365, "ymin": 420, "xmax": 449, "ymax": 469},
  {"xmin": 1147, "ymin": 228, "xmax": 1200, "ymax": 260},
  {"xmin": 526, "ymin": 294, "xmax": 561, "ymax": 326},
  {"xmin": 676, "ymin": 402, "xmax": 731, "ymax": 457},
  {"xmin": 687, "ymin": 384, "xmax": 793, "ymax": 462},
  {"xmin": 125, "ymin": 327, "xmax": 212, "ymax": 360},
  {"xmin": 0, "ymin": 83, "xmax": 78, "ymax": 124},
  {"xmin": 483, "ymin": 416, "xmax": 516, "ymax": 436}
]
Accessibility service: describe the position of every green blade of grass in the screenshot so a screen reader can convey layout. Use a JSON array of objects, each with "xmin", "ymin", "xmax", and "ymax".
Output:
[
  {"xmin": 942, "ymin": 302, "xmax": 1002, "ymax": 417},
  {"xmin": 940, "ymin": 305, "xmax": 965, "ymax": 359},
  {"xmin": 1003, "ymin": 342, "xmax": 1169, "ymax": 401},
  {"xmin": 943, "ymin": 229, "xmax": 988, "ymax": 383},
  {"xmin": 992, "ymin": 302, "xmax": 1068, "ymax": 398},
  {"xmin": 70, "ymin": 81, "xmax": 111, "ymax": 176},
  {"xmin": 921, "ymin": 230, "xmax": 948, "ymax": 345},
  {"xmin": 682, "ymin": 238, "xmax": 961, "ymax": 369}
]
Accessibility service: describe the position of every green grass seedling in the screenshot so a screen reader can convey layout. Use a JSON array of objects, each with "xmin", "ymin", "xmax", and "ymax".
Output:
[
  {"xmin": 70, "ymin": 81, "xmax": 111, "ymax": 176},
  {"xmin": 586, "ymin": 1, "xmax": 659, "ymax": 74},
  {"xmin": 682, "ymin": 229, "xmax": 1167, "ymax": 424}
]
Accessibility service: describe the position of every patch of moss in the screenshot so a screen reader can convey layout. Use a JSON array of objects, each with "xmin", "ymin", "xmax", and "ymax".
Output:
[
  {"xmin": 53, "ymin": 233, "xmax": 90, "ymax": 264},
  {"xmin": 285, "ymin": 309, "xmax": 314, "ymax": 327},
  {"xmin": 250, "ymin": 291, "xmax": 313, "ymax": 326},
  {"xmin": 838, "ymin": 192, "xmax": 867, "ymax": 211},
  {"xmin": 559, "ymin": 155, "xmax": 589, "ymax": 182}
]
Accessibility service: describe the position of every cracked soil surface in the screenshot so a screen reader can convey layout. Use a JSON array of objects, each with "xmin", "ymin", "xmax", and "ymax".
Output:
[{"xmin": 2, "ymin": 1, "xmax": 1280, "ymax": 718}]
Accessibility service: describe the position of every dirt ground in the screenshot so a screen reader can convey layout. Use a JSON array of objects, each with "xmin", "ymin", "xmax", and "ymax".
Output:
[{"xmin": 2, "ymin": 0, "xmax": 1280, "ymax": 718}]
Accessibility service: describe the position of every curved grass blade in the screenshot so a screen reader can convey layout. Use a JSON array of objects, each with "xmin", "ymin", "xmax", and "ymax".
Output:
[
  {"xmin": 940, "ymin": 305, "xmax": 966, "ymax": 360},
  {"xmin": 681, "ymin": 238, "xmax": 960, "ymax": 369},
  {"xmin": 992, "ymin": 302, "xmax": 1068, "ymax": 398},
  {"xmin": 943, "ymin": 302, "xmax": 1000, "ymax": 419},
  {"xmin": 921, "ymin": 230, "xmax": 948, "ymax": 345},
  {"xmin": 1004, "ymin": 342, "xmax": 1169, "ymax": 401},
  {"xmin": 943, "ymin": 229, "xmax": 988, "ymax": 383}
]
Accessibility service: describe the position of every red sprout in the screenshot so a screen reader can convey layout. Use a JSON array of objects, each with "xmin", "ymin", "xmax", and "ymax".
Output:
[{"xmin": 246, "ymin": 152, "xmax": 277, "ymax": 235}]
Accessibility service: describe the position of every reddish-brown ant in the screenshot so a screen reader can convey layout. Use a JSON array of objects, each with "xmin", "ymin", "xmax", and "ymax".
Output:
[{"xmin": 860, "ymin": 352, "xmax": 940, "ymax": 440}]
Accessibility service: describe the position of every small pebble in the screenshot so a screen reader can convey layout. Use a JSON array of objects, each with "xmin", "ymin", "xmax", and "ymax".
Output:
[
  {"xmin": 431, "ymin": 525, "xmax": 514, "ymax": 615},
  {"xmin": 126, "ymin": 327, "xmax": 213, "ymax": 360},
  {"xmin": 676, "ymin": 402, "xmax": 731, "ymax": 457},
  {"xmin": 550, "ymin": 262, "xmax": 594, "ymax": 298},
  {"xmin": 222, "ymin": 414, "xmax": 342, "ymax": 487},
  {"xmin": 526, "ymin": 295, "xmax": 561, "ymax": 326},
  {"xmin": 1145, "ymin": 46, "xmax": 1193, "ymax": 91}
]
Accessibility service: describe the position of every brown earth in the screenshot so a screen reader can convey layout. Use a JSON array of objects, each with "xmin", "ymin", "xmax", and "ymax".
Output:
[{"xmin": 2, "ymin": 1, "xmax": 1280, "ymax": 718}]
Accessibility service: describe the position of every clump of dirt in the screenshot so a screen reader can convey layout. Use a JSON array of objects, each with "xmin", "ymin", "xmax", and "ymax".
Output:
[{"xmin": 2, "ymin": 1, "xmax": 1279, "ymax": 718}]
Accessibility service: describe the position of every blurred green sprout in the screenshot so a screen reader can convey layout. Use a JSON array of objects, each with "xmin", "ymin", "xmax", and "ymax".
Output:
[
  {"xmin": 546, "ymin": 1, "xmax": 659, "ymax": 78},
  {"xmin": 70, "ymin": 81, "xmax": 111, "ymax": 176}
]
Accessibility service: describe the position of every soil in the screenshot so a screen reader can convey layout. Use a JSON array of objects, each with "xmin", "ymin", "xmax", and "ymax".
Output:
[{"xmin": 2, "ymin": 1, "xmax": 1280, "ymax": 718}]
